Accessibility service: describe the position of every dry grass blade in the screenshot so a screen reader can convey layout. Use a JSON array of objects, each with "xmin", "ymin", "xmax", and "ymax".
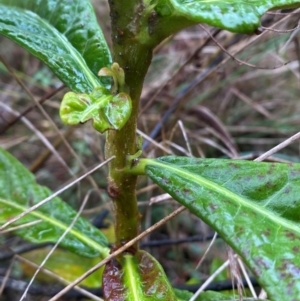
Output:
[
  {"xmin": 0, "ymin": 256, "xmax": 15, "ymax": 296},
  {"xmin": 0, "ymin": 102, "xmax": 73, "ymax": 174},
  {"xmin": 189, "ymin": 106, "xmax": 239, "ymax": 158},
  {"xmin": 262, "ymin": 20, "xmax": 300, "ymax": 33},
  {"xmin": 19, "ymin": 190, "xmax": 94, "ymax": 301},
  {"xmin": 231, "ymin": 87, "xmax": 275, "ymax": 119},
  {"xmin": 0, "ymin": 84, "xmax": 65, "ymax": 135},
  {"xmin": 189, "ymin": 255, "xmax": 238, "ymax": 301},
  {"xmin": 187, "ymin": 8, "xmax": 300, "ymax": 92},
  {"xmin": 150, "ymin": 193, "xmax": 173, "ymax": 205},
  {"xmin": 165, "ymin": 140, "xmax": 193, "ymax": 156},
  {"xmin": 189, "ymin": 132, "xmax": 234, "ymax": 157},
  {"xmin": 254, "ymin": 131, "xmax": 300, "ymax": 162},
  {"xmin": 29, "ymin": 127, "xmax": 75, "ymax": 172},
  {"xmin": 270, "ymin": 53, "xmax": 300, "ymax": 80},
  {"xmin": 178, "ymin": 120, "xmax": 193, "ymax": 156},
  {"xmin": 140, "ymin": 29, "xmax": 221, "ymax": 114},
  {"xmin": 259, "ymin": 289, "xmax": 268, "ymax": 299},
  {"xmin": 0, "ymin": 220, "xmax": 42, "ymax": 234},
  {"xmin": 195, "ymin": 232, "xmax": 217, "ymax": 270},
  {"xmin": 137, "ymin": 129, "xmax": 173, "ymax": 154},
  {"xmin": 227, "ymin": 246, "xmax": 243, "ymax": 301},
  {"xmin": 267, "ymin": 10, "xmax": 300, "ymax": 15},
  {"xmin": 237, "ymin": 257, "xmax": 257, "ymax": 299},
  {"xmin": 199, "ymin": 24, "xmax": 291, "ymax": 70},
  {"xmin": 0, "ymin": 136, "xmax": 29, "ymax": 150},
  {"xmin": 136, "ymin": 184, "xmax": 157, "ymax": 196}
]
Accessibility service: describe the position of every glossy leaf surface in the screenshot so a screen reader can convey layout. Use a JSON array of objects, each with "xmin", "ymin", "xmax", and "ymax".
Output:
[
  {"xmin": 143, "ymin": 156, "xmax": 300, "ymax": 301},
  {"xmin": 154, "ymin": 0, "xmax": 300, "ymax": 33},
  {"xmin": 21, "ymin": 248, "xmax": 103, "ymax": 288},
  {"xmin": 0, "ymin": 0, "xmax": 111, "ymax": 92},
  {"xmin": 60, "ymin": 87, "xmax": 132, "ymax": 133},
  {"xmin": 197, "ymin": 291, "xmax": 267, "ymax": 301},
  {"xmin": 102, "ymin": 250, "xmax": 177, "ymax": 301},
  {"xmin": 173, "ymin": 289, "xmax": 193, "ymax": 301},
  {"xmin": 173, "ymin": 289, "xmax": 267, "ymax": 300},
  {"xmin": 0, "ymin": 147, "xmax": 109, "ymax": 258}
]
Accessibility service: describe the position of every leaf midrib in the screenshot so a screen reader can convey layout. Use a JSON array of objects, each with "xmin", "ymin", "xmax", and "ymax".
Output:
[
  {"xmin": 149, "ymin": 160, "xmax": 299, "ymax": 234},
  {"xmin": 0, "ymin": 197, "xmax": 109, "ymax": 255},
  {"xmin": 124, "ymin": 255, "xmax": 140, "ymax": 300}
]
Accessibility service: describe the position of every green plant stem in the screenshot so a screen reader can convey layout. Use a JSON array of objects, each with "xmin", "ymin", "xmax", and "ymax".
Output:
[{"xmin": 106, "ymin": 0, "xmax": 153, "ymax": 251}]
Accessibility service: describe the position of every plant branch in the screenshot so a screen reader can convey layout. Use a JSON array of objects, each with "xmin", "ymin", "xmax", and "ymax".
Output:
[{"xmin": 105, "ymin": 0, "xmax": 155, "ymax": 249}]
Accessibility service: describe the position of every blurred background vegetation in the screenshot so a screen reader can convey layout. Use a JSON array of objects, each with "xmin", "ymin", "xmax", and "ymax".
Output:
[{"xmin": 0, "ymin": 1, "xmax": 299, "ymax": 300}]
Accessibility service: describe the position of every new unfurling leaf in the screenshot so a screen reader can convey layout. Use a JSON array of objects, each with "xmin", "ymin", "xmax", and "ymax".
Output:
[{"xmin": 60, "ymin": 87, "xmax": 132, "ymax": 133}]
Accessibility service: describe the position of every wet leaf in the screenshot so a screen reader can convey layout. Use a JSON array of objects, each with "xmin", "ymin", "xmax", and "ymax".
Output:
[
  {"xmin": 174, "ymin": 289, "xmax": 266, "ymax": 301},
  {"xmin": 173, "ymin": 288, "xmax": 193, "ymax": 300},
  {"xmin": 60, "ymin": 87, "xmax": 132, "ymax": 133},
  {"xmin": 21, "ymin": 248, "xmax": 103, "ymax": 288},
  {"xmin": 196, "ymin": 291, "xmax": 267, "ymax": 301},
  {"xmin": 0, "ymin": 147, "xmax": 109, "ymax": 258},
  {"xmin": 102, "ymin": 250, "xmax": 177, "ymax": 301},
  {"xmin": 154, "ymin": 0, "xmax": 300, "ymax": 34},
  {"xmin": 0, "ymin": 0, "xmax": 111, "ymax": 92},
  {"xmin": 143, "ymin": 156, "xmax": 300, "ymax": 301}
]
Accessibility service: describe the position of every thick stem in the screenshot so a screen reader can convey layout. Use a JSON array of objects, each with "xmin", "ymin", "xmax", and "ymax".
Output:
[{"xmin": 106, "ymin": 0, "xmax": 153, "ymax": 251}]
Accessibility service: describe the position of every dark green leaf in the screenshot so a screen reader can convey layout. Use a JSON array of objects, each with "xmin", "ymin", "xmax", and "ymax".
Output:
[
  {"xmin": 173, "ymin": 288, "xmax": 193, "ymax": 301},
  {"xmin": 0, "ymin": 147, "xmax": 109, "ymax": 258},
  {"xmin": 154, "ymin": 0, "xmax": 300, "ymax": 34},
  {"xmin": 103, "ymin": 250, "xmax": 177, "ymax": 301},
  {"xmin": 196, "ymin": 291, "xmax": 268, "ymax": 301},
  {"xmin": 173, "ymin": 289, "xmax": 268, "ymax": 301},
  {"xmin": 143, "ymin": 156, "xmax": 300, "ymax": 301},
  {"xmin": 60, "ymin": 86, "xmax": 132, "ymax": 133},
  {"xmin": 0, "ymin": 0, "xmax": 111, "ymax": 92}
]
